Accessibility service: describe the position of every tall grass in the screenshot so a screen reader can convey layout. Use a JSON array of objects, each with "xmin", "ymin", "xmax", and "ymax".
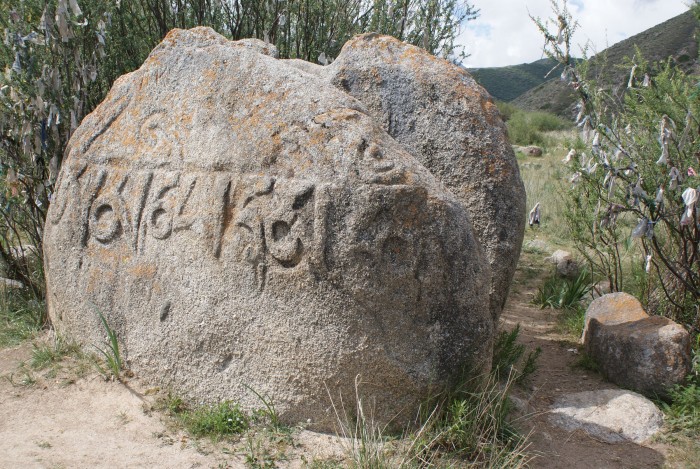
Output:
[
  {"xmin": 0, "ymin": 288, "xmax": 45, "ymax": 348},
  {"xmin": 520, "ymin": 149, "xmax": 571, "ymax": 240},
  {"xmin": 330, "ymin": 367, "xmax": 533, "ymax": 467},
  {"xmin": 507, "ymin": 109, "xmax": 572, "ymax": 147}
]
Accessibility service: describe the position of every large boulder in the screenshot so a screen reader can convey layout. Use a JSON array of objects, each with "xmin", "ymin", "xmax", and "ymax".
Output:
[
  {"xmin": 583, "ymin": 293, "xmax": 692, "ymax": 397},
  {"xmin": 43, "ymin": 28, "xmax": 493, "ymax": 430},
  {"xmin": 287, "ymin": 34, "xmax": 525, "ymax": 320}
]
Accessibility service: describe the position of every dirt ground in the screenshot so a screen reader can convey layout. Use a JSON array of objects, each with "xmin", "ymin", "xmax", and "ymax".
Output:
[{"xmin": 0, "ymin": 250, "xmax": 689, "ymax": 468}]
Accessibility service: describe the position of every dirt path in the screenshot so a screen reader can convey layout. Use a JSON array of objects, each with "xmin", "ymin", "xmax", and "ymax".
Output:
[
  {"xmin": 0, "ymin": 341, "xmax": 347, "ymax": 468},
  {"xmin": 503, "ymin": 250, "xmax": 672, "ymax": 468},
  {"xmin": 0, "ymin": 252, "xmax": 681, "ymax": 468}
]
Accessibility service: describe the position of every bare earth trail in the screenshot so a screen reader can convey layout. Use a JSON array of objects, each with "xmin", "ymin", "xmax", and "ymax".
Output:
[
  {"xmin": 0, "ymin": 253, "xmax": 680, "ymax": 468},
  {"xmin": 503, "ymin": 250, "xmax": 672, "ymax": 468}
]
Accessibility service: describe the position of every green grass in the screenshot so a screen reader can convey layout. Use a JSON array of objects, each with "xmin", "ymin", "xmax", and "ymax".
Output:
[
  {"xmin": 506, "ymin": 109, "xmax": 571, "ymax": 147},
  {"xmin": 557, "ymin": 305, "xmax": 587, "ymax": 338},
  {"xmin": 532, "ymin": 270, "xmax": 592, "ymax": 310},
  {"xmin": 94, "ymin": 309, "xmax": 123, "ymax": 380},
  {"xmin": 181, "ymin": 401, "xmax": 250, "ymax": 438},
  {"xmin": 0, "ymin": 289, "xmax": 45, "ymax": 348},
  {"xmin": 492, "ymin": 324, "xmax": 541, "ymax": 384},
  {"xmin": 30, "ymin": 336, "xmax": 82, "ymax": 370}
]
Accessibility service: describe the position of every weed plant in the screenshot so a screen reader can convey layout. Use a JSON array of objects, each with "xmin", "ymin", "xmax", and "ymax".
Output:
[
  {"xmin": 30, "ymin": 336, "xmax": 82, "ymax": 370},
  {"xmin": 492, "ymin": 325, "xmax": 541, "ymax": 384},
  {"xmin": 533, "ymin": 270, "xmax": 592, "ymax": 309},
  {"xmin": 0, "ymin": 288, "xmax": 45, "ymax": 348},
  {"xmin": 94, "ymin": 309, "xmax": 123, "ymax": 380},
  {"xmin": 661, "ymin": 338, "xmax": 700, "ymax": 439},
  {"xmin": 330, "ymin": 327, "xmax": 539, "ymax": 467},
  {"xmin": 181, "ymin": 401, "xmax": 250, "ymax": 438}
]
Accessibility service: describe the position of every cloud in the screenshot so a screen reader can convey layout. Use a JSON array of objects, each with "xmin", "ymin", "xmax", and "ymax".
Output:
[{"xmin": 458, "ymin": 0, "xmax": 689, "ymax": 68}]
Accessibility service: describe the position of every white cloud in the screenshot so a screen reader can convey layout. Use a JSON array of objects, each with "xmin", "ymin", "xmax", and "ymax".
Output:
[{"xmin": 459, "ymin": 0, "xmax": 689, "ymax": 68}]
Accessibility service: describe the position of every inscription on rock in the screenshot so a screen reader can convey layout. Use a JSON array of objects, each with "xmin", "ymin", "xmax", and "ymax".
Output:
[{"xmin": 53, "ymin": 166, "xmax": 321, "ymax": 290}]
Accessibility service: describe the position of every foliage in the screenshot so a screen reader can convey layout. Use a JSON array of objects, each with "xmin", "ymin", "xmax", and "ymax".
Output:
[
  {"xmin": 492, "ymin": 324, "xmax": 541, "ymax": 384},
  {"xmin": 506, "ymin": 108, "xmax": 571, "ymax": 146},
  {"xmin": 557, "ymin": 304, "xmax": 586, "ymax": 337},
  {"xmin": 0, "ymin": 287, "xmax": 44, "ymax": 347},
  {"xmin": 471, "ymin": 57, "xmax": 562, "ymax": 102},
  {"xmin": 94, "ymin": 308, "xmax": 122, "ymax": 380},
  {"xmin": 414, "ymin": 371, "xmax": 531, "ymax": 468},
  {"xmin": 532, "ymin": 270, "xmax": 592, "ymax": 309},
  {"xmin": 30, "ymin": 334, "xmax": 81, "ymax": 369},
  {"xmin": 532, "ymin": 1, "xmax": 700, "ymax": 332},
  {"xmin": 661, "ymin": 339, "xmax": 700, "ymax": 438},
  {"xmin": 329, "ymin": 370, "xmax": 532, "ymax": 467},
  {"xmin": 516, "ymin": 8, "xmax": 698, "ymax": 118},
  {"xmin": 180, "ymin": 401, "xmax": 250, "ymax": 438}
]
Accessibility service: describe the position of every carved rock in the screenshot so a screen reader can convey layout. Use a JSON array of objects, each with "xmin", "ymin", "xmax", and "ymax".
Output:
[
  {"xmin": 288, "ymin": 34, "xmax": 525, "ymax": 320},
  {"xmin": 583, "ymin": 293, "xmax": 692, "ymax": 397},
  {"xmin": 44, "ymin": 28, "xmax": 493, "ymax": 430}
]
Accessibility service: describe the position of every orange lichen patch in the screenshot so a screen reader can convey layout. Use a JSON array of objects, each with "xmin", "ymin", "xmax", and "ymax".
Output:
[
  {"xmin": 590, "ymin": 295, "xmax": 649, "ymax": 326},
  {"xmin": 127, "ymin": 262, "xmax": 158, "ymax": 279},
  {"xmin": 480, "ymin": 100, "xmax": 499, "ymax": 126}
]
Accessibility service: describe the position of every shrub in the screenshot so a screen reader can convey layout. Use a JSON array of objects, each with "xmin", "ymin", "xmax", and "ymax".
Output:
[
  {"xmin": 532, "ymin": 270, "xmax": 592, "ymax": 309},
  {"xmin": 507, "ymin": 109, "xmax": 572, "ymax": 146},
  {"xmin": 532, "ymin": 1, "xmax": 700, "ymax": 331}
]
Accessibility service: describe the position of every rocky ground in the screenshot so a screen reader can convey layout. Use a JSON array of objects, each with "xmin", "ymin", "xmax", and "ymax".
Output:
[{"xmin": 0, "ymin": 243, "xmax": 694, "ymax": 468}]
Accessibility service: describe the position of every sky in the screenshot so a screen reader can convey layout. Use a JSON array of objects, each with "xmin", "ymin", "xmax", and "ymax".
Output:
[{"xmin": 459, "ymin": 0, "xmax": 690, "ymax": 68}]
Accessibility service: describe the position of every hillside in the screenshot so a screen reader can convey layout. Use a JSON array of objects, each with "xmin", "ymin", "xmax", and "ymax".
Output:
[
  {"xmin": 514, "ymin": 9, "xmax": 698, "ymax": 118},
  {"xmin": 468, "ymin": 58, "xmax": 562, "ymax": 102},
  {"xmin": 471, "ymin": 9, "xmax": 698, "ymax": 119}
]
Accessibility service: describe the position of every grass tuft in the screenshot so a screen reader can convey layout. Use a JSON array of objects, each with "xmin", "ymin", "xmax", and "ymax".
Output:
[
  {"xmin": 93, "ymin": 309, "xmax": 123, "ymax": 380},
  {"xmin": 533, "ymin": 270, "xmax": 592, "ymax": 309},
  {"xmin": 0, "ymin": 289, "xmax": 45, "ymax": 348},
  {"xmin": 492, "ymin": 324, "xmax": 541, "ymax": 384}
]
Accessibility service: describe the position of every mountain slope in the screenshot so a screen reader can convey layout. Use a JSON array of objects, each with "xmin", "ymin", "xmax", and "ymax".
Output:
[
  {"xmin": 512, "ymin": 9, "xmax": 699, "ymax": 118},
  {"xmin": 468, "ymin": 58, "xmax": 562, "ymax": 102},
  {"xmin": 469, "ymin": 9, "xmax": 698, "ymax": 118}
]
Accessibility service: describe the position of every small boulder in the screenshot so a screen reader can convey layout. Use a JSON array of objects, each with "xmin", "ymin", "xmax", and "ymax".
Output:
[
  {"xmin": 583, "ymin": 293, "xmax": 692, "ymax": 397},
  {"xmin": 549, "ymin": 389, "xmax": 664, "ymax": 443},
  {"xmin": 548, "ymin": 249, "xmax": 572, "ymax": 265},
  {"xmin": 522, "ymin": 146, "xmax": 543, "ymax": 157},
  {"xmin": 547, "ymin": 249, "xmax": 579, "ymax": 279},
  {"xmin": 556, "ymin": 258, "xmax": 580, "ymax": 279}
]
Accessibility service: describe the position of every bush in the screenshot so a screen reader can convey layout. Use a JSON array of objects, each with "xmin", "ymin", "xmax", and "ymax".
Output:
[
  {"xmin": 532, "ymin": 270, "xmax": 592, "ymax": 309},
  {"xmin": 507, "ymin": 109, "xmax": 572, "ymax": 146},
  {"xmin": 533, "ymin": 1, "xmax": 700, "ymax": 331}
]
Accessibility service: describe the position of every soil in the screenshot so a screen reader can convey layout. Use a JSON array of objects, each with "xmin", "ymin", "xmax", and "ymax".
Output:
[
  {"xmin": 504, "ymin": 249, "xmax": 673, "ymax": 469},
  {"xmin": 0, "ymin": 248, "xmax": 686, "ymax": 468}
]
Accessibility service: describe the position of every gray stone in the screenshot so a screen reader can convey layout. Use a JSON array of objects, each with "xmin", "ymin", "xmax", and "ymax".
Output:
[
  {"xmin": 556, "ymin": 258, "xmax": 580, "ymax": 279},
  {"xmin": 310, "ymin": 34, "xmax": 525, "ymax": 321},
  {"xmin": 549, "ymin": 389, "xmax": 664, "ymax": 443},
  {"xmin": 548, "ymin": 249, "xmax": 572, "ymax": 265},
  {"xmin": 522, "ymin": 146, "xmax": 543, "ymax": 157},
  {"xmin": 43, "ymin": 28, "xmax": 494, "ymax": 431},
  {"xmin": 0, "ymin": 278, "xmax": 24, "ymax": 289},
  {"xmin": 583, "ymin": 293, "xmax": 692, "ymax": 397}
]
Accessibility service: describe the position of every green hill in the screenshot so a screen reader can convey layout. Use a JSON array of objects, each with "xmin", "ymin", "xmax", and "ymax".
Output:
[
  {"xmin": 468, "ymin": 58, "xmax": 562, "ymax": 102},
  {"xmin": 469, "ymin": 9, "xmax": 699, "ymax": 119},
  {"xmin": 513, "ymin": 9, "xmax": 699, "ymax": 118}
]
